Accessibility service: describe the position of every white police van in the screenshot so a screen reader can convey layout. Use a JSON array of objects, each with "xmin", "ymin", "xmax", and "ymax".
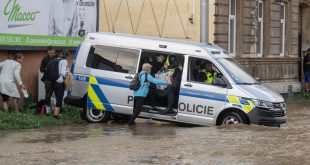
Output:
[{"xmin": 65, "ymin": 32, "xmax": 287, "ymax": 126}]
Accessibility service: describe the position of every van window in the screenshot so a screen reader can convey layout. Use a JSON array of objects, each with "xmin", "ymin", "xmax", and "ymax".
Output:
[
  {"xmin": 216, "ymin": 58, "xmax": 258, "ymax": 84},
  {"xmin": 188, "ymin": 57, "xmax": 222, "ymax": 84},
  {"xmin": 86, "ymin": 45, "xmax": 139, "ymax": 74}
]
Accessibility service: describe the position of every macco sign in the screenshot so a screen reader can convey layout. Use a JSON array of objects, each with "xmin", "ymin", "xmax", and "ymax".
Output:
[{"xmin": 4, "ymin": 0, "xmax": 40, "ymax": 22}]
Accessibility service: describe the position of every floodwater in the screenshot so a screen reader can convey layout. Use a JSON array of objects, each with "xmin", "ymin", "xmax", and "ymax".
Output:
[{"xmin": 1, "ymin": 102, "xmax": 310, "ymax": 165}]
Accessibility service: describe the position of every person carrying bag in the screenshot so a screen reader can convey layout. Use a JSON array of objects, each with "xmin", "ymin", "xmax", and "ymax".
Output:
[{"xmin": 127, "ymin": 63, "xmax": 170, "ymax": 126}]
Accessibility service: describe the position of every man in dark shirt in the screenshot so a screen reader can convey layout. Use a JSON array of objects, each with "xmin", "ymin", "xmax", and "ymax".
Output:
[
  {"xmin": 304, "ymin": 48, "xmax": 310, "ymax": 92},
  {"xmin": 161, "ymin": 56, "xmax": 182, "ymax": 114},
  {"xmin": 40, "ymin": 46, "xmax": 56, "ymax": 114}
]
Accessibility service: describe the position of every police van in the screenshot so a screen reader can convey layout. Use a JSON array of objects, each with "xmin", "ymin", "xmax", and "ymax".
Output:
[{"xmin": 65, "ymin": 32, "xmax": 287, "ymax": 126}]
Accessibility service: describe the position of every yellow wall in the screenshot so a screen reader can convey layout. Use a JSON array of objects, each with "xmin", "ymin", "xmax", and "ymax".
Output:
[{"xmin": 99, "ymin": 0, "xmax": 203, "ymax": 42}]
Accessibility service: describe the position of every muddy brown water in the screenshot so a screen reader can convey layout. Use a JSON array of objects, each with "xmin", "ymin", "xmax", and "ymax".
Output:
[{"xmin": 1, "ymin": 103, "xmax": 310, "ymax": 165}]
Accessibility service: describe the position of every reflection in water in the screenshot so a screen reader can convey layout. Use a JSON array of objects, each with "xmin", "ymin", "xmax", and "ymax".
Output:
[
  {"xmin": 19, "ymin": 126, "xmax": 89, "ymax": 144},
  {"xmin": 0, "ymin": 103, "xmax": 310, "ymax": 164},
  {"xmin": 129, "ymin": 123, "xmax": 176, "ymax": 137},
  {"xmin": 13, "ymin": 121, "xmax": 178, "ymax": 144}
]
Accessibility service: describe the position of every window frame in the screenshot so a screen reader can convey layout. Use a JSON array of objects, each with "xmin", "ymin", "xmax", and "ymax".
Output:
[
  {"xmin": 228, "ymin": 0, "xmax": 236, "ymax": 56},
  {"xmin": 187, "ymin": 56, "xmax": 225, "ymax": 86},
  {"xmin": 85, "ymin": 44, "xmax": 140, "ymax": 74},
  {"xmin": 280, "ymin": 2, "xmax": 285, "ymax": 57},
  {"xmin": 257, "ymin": 0, "xmax": 264, "ymax": 57}
]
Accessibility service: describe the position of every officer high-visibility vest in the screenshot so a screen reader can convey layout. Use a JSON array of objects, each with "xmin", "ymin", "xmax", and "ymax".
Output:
[
  {"xmin": 165, "ymin": 56, "xmax": 170, "ymax": 67},
  {"xmin": 204, "ymin": 71, "xmax": 217, "ymax": 83},
  {"xmin": 165, "ymin": 56, "xmax": 182, "ymax": 70}
]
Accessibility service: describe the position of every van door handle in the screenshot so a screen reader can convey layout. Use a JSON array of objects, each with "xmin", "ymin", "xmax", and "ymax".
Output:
[
  {"xmin": 184, "ymin": 83, "xmax": 192, "ymax": 87},
  {"xmin": 125, "ymin": 75, "xmax": 133, "ymax": 79}
]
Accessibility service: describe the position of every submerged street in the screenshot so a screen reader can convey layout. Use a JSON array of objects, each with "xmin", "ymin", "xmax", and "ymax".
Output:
[{"xmin": 0, "ymin": 102, "xmax": 309, "ymax": 165}]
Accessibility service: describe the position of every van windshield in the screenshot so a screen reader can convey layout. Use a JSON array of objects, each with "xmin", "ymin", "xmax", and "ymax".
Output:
[{"xmin": 216, "ymin": 58, "xmax": 258, "ymax": 85}]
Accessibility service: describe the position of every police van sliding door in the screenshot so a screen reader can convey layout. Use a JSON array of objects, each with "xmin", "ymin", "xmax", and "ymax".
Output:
[
  {"xmin": 177, "ymin": 56, "xmax": 228, "ymax": 125},
  {"xmin": 86, "ymin": 45, "xmax": 140, "ymax": 115}
]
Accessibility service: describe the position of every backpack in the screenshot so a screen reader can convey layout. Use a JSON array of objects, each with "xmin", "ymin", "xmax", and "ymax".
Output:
[
  {"xmin": 65, "ymin": 72, "xmax": 74, "ymax": 91},
  {"xmin": 35, "ymin": 99, "xmax": 46, "ymax": 115},
  {"xmin": 129, "ymin": 73, "xmax": 147, "ymax": 90},
  {"xmin": 45, "ymin": 58, "xmax": 61, "ymax": 81}
]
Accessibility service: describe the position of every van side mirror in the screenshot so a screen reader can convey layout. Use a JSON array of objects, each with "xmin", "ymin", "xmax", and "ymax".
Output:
[{"xmin": 213, "ymin": 78, "xmax": 227, "ymax": 88}]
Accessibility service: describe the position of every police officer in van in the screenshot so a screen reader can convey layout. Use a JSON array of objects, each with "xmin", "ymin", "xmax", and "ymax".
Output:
[
  {"xmin": 193, "ymin": 60, "xmax": 218, "ymax": 84},
  {"xmin": 203, "ymin": 63, "xmax": 218, "ymax": 84}
]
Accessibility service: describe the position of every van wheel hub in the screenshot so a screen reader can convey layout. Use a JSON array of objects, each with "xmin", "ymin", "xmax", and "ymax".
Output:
[
  {"xmin": 223, "ymin": 116, "xmax": 240, "ymax": 125},
  {"xmin": 87, "ymin": 108, "xmax": 105, "ymax": 121}
]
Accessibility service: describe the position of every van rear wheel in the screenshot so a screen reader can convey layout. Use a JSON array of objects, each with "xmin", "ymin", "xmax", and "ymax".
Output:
[
  {"xmin": 221, "ymin": 112, "xmax": 245, "ymax": 125},
  {"xmin": 84, "ymin": 108, "xmax": 111, "ymax": 123}
]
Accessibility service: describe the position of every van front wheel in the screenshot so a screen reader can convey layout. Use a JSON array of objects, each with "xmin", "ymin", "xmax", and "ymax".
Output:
[
  {"xmin": 84, "ymin": 108, "xmax": 111, "ymax": 123},
  {"xmin": 221, "ymin": 112, "xmax": 245, "ymax": 125}
]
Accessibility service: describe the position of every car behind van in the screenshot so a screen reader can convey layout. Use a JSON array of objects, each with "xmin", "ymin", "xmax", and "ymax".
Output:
[{"xmin": 65, "ymin": 33, "xmax": 287, "ymax": 126}]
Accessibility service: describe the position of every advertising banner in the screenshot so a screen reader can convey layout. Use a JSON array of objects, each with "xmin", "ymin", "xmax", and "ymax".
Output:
[{"xmin": 0, "ymin": 0, "xmax": 97, "ymax": 47}]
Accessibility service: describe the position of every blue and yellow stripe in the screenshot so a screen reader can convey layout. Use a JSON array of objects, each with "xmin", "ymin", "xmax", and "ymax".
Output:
[
  {"xmin": 87, "ymin": 76, "xmax": 114, "ymax": 111},
  {"xmin": 226, "ymin": 95, "xmax": 255, "ymax": 113}
]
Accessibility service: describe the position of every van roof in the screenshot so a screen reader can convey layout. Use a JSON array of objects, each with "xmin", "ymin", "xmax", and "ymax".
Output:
[{"xmin": 84, "ymin": 32, "xmax": 231, "ymax": 58}]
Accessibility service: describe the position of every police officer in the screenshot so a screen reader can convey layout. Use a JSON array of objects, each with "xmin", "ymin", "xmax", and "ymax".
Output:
[
  {"xmin": 161, "ymin": 56, "xmax": 182, "ymax": 114},
  {"xmin": 154, "ymin": 54, "xmax": 166, "ymax": 73},
  {"xmin": 203, "ymin": 63, "xmax": 217, "ymax": 83}
]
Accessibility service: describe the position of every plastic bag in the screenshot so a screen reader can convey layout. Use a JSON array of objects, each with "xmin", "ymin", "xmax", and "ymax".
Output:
[{"xmin": 155, "ymin": 69, "xmax": 173, "ymax": 90}]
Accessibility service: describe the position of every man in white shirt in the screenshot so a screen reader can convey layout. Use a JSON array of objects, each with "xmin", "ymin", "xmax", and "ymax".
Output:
[{"xmin": 48, "ymin": 0, "xmax": 79, "ymax": 36}]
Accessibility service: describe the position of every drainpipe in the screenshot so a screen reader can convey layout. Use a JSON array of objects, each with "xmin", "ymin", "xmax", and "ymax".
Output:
[{"xmin": 200, "ymin": 0, "xmax": 209, "ymax": 43}]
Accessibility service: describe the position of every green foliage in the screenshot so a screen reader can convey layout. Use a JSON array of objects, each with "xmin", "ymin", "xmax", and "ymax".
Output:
[
  {"xmin": 286, "ymin": 92, "xmax": 310, "ymax": 104},
  {"xmin": 0, "ymin": 105, "xmax": 84, "ymax": 131}
]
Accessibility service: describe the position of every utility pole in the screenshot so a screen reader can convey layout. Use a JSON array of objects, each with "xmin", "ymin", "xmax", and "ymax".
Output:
[{"xmin": 200, "ymin": 0, "xmax": 209, "ymax": 43}]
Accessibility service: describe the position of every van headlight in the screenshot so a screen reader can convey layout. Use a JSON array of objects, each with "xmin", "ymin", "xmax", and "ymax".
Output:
[{"xmin": 252, "ymin": 100, "xmax": 273, "ymax": 109}]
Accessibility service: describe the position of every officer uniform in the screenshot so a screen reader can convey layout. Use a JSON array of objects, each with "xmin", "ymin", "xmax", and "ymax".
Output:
[
  {"xmin": 162, "ymin": 56, "xmax": 182, "ymax": 114},
  {"xmin": 204, "ymin": 71, "xmax": 217, "ymax": 83}
]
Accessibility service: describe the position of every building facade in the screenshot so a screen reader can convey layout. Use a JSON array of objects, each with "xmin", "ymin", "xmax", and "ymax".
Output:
[
  {"xmin": 99, "ymin": 0, "xmax": 310, "ymax": 94},
  {"xmin": 213, "ymin": 0, "xmax": 310, "ymax": 94}
]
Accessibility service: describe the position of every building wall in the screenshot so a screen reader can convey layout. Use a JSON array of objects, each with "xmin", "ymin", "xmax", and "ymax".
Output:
[
  {"xmin": 214, "ymin": 0, "xmax": 299, "ymax": 57},
  {"xmin": 99, "ymin": 0, "xmax": 204, "ymax": 41},
  {"xmin": 209, "ymin": 0, "xmax": 216, "ymax": 43}
]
